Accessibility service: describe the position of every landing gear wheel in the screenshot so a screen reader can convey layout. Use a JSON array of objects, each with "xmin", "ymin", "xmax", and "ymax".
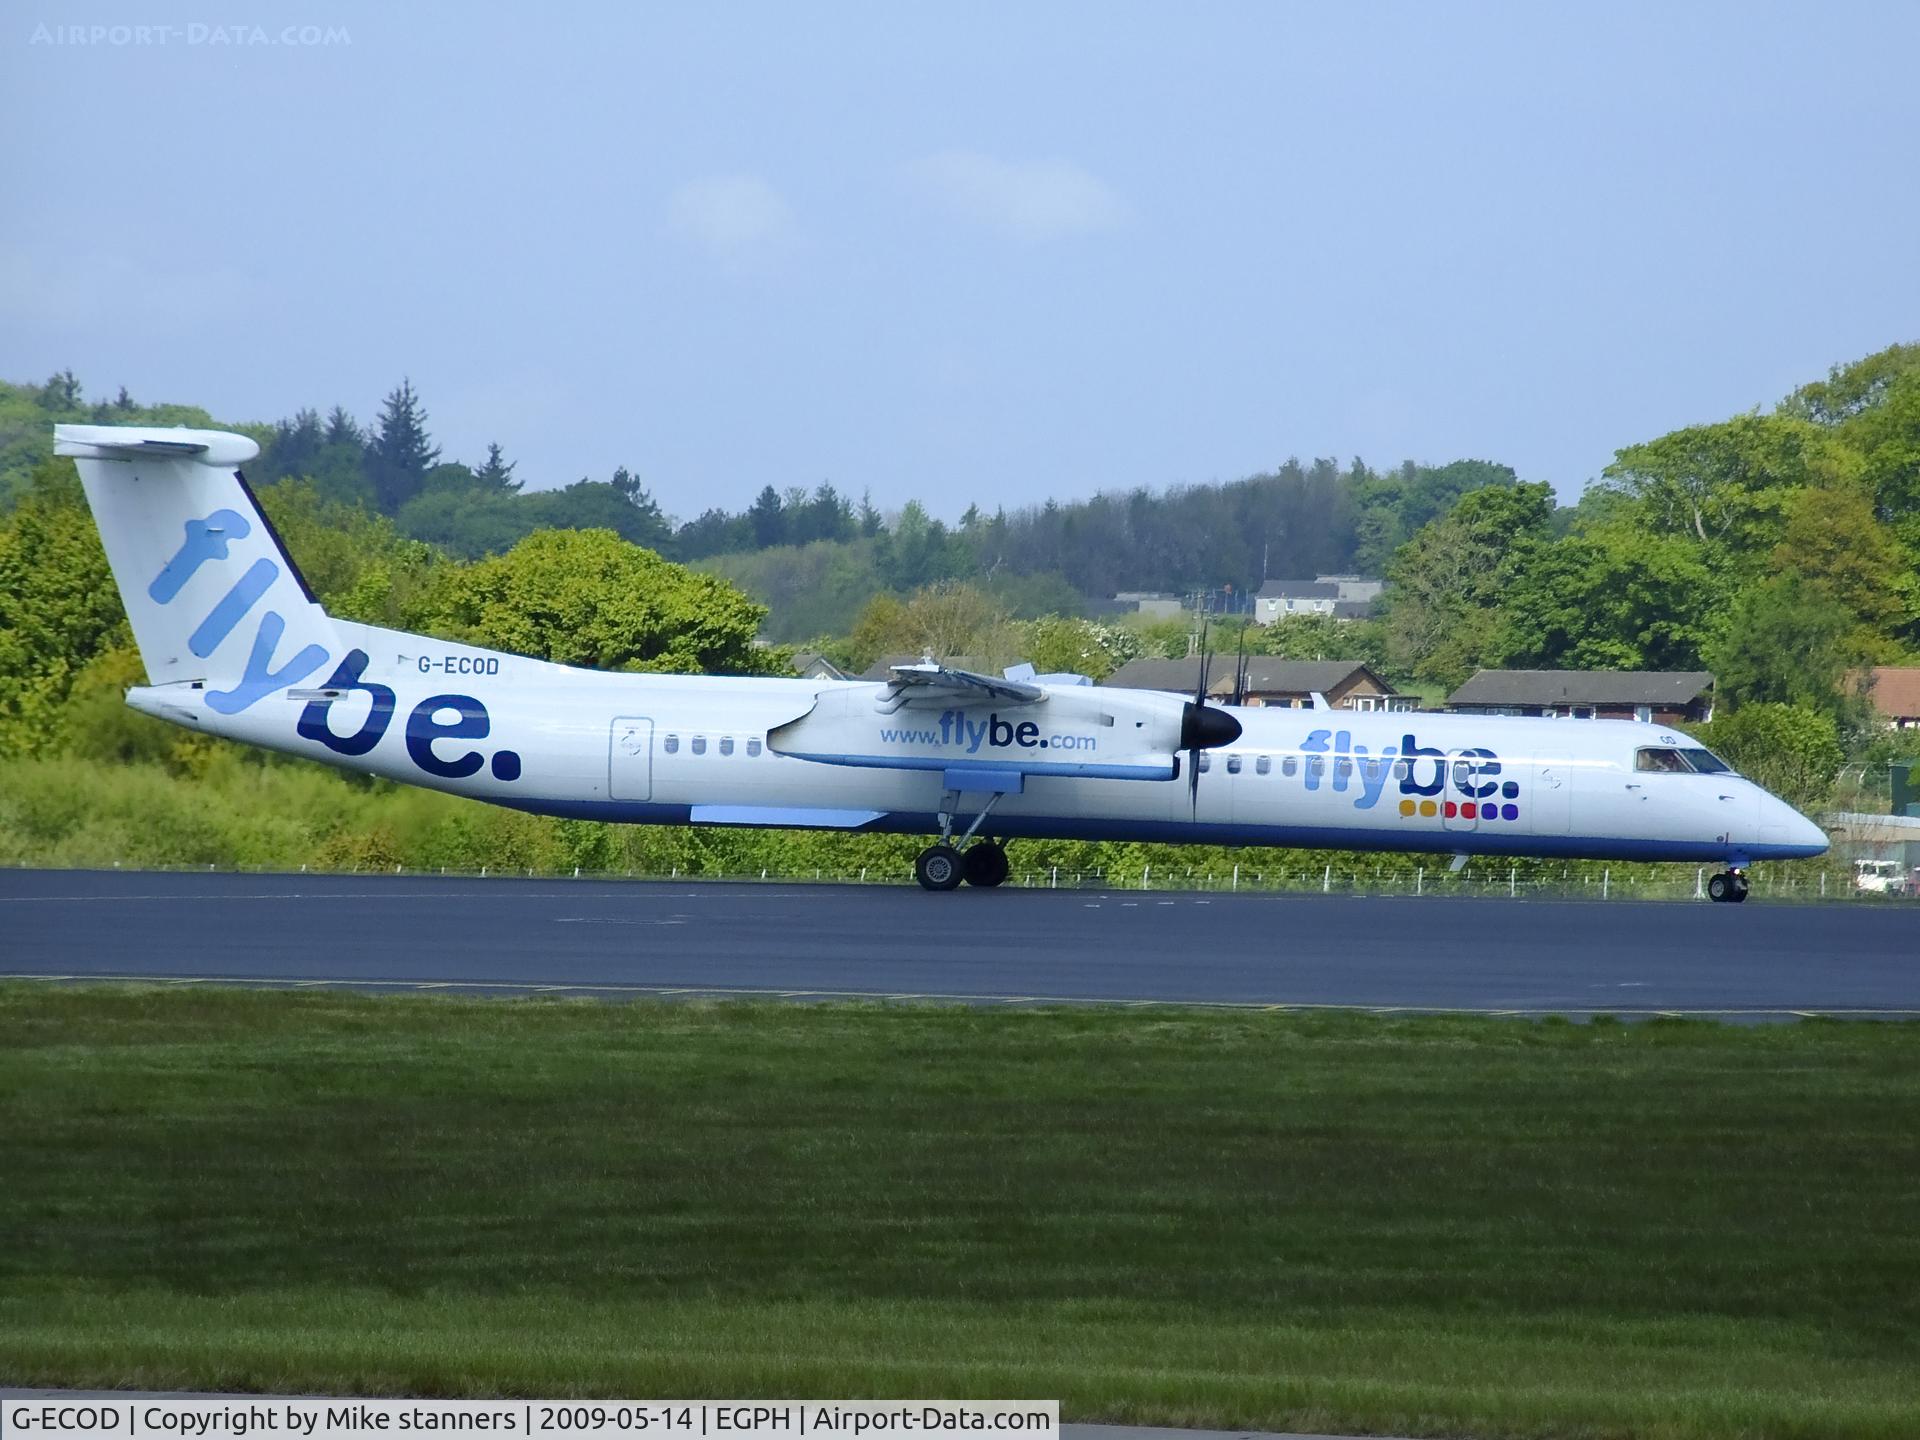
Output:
[
  {"xmin": 915, "ymin": 844, "xmax": 964, "ymax": 892},
  {"xmin": 963, "ymin": 843, "xmax": 1011, "ymax": 888},
  {"xmin": 1708, "ymin": 871, "xmax": 1751, "ymax": 904}
]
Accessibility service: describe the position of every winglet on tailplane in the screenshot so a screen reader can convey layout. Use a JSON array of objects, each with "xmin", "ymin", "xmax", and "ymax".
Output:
[{"xmin": 56, "ymin": 424, "xmax": 338, "ymax": 713}]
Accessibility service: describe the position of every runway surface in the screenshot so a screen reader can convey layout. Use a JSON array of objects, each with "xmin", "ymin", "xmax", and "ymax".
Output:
[{"xmin": 1, "ymin": 868, "xmax": 1915, "ymax": 1017}]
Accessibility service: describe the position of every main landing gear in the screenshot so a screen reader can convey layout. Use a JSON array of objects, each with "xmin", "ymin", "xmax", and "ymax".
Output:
[
  {"xmin": 1707, "ymin": 870, "xmax": 1751, "ymax": 904},
  {"xmin": 914, "ymin": 789, "xmax": 1012, "ymax": 891},
  {"xmin": 914, "ymin": 840, "xmax": 1010, "ymax": 891}
]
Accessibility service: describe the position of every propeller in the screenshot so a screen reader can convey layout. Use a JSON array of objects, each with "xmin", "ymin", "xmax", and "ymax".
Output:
[
  {"xmin": 1230, "ymin": 622, "xmax": 1250, "ymax": 707},
  {"xmin": 1180, "ymin": 616, "xmax": 1242, "ymax": 817}
]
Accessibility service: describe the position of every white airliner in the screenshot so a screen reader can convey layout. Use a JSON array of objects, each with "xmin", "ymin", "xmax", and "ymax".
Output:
[{"xmin": 58, "ymin": 424, "xmax": 1828, "ymax": 903}]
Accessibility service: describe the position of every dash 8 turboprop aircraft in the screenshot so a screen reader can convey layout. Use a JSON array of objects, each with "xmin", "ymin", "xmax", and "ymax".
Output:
[{"xmin": 59, "ymin": 424, "xmax": 1828, "ymax": 901}]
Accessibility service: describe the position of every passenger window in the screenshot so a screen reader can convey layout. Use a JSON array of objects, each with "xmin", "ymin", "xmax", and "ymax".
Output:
[
  {"xmin": 1634, "ymin": 747, "xmax": 1688, "ymax": 774},
  {"xmin": 663, "ymin": 734, "xmax": 679, "ymax": 754},
  {"xmin": 1227, "ymin": 755, "xmax": 1242, "ymax": 775},
  {"xmin": 691, "ymin": 736, "xmax": 707, "ymax": 756},
  {"xmin": 1394, "ymin": 759, "xmax": 1411, "ymax": 780},
  {"xmin": 747, "ymin": 737, "xmax": 763, "ymax": 757},
  {"xmin": 1307, "ymin": 756, "xmax": 1324, "ymax": 779},
  {"xmin": 1256, "ymin": 755, "xmax": 1271, "ymax": 776},
  {"xmin": 1282, "ymin": 756, "xmax": 1298, "ymax": 777},
  {"xmin": 719, "ymin": 736, "xmax": 734, "ymax": 757},
  {"xmin": 1198, "ymin": 753, "xmax": 1211, "ymax": 773}
]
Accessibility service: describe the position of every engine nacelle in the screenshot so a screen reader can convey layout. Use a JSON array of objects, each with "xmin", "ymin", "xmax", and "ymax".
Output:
[{"xmin": 768, "ymin": 680, "xmax": 1238, "ymax": 782}]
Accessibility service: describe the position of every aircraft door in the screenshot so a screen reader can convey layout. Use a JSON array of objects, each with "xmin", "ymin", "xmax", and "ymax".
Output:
[
  {"xmin": 609, "ymin": 716, "xmax": 654, "ymax": 801},
  {"xmin": 1441, "ymin": 752, "xmax": 1484, "ymax": 832},
  {"xmin": 1530, "ymin": 758, "xmax": 1574, "ymax": 836}
]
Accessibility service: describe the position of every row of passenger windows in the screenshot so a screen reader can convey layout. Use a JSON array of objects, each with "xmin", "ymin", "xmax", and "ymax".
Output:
[
  {"xmin": 1197, "ymin": 748, "xmax": 1738, "ymax": 779},
  {"xmin": 661, "ymin": 734, "xmax": 763, "ymax": 757},
  {"xmin": 1197, "ymin": 753, "xmax": 1416, "ymax": 779}
]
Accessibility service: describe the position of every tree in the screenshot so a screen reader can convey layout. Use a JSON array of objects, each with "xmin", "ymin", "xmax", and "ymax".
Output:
[
  {"xmin": 1690, "ymin": 703, "xmax": 1844, "ymax": 812},
  {"xmin": 261, "ymin": 408, "xmax": 325, "ymax": 484},
  {"xmin": 1382, "ymin": 482, "xmax": 1554, "ymax": 688},
  {"xmin": 844, "ymin": 584, "xmax": 1017, "ymax": 668},
  {"xmin": 674, "ymin": 507, "xmax": 753, "ymax": 560},
  {"xmin": 532, "ymin": 478, "xmax": 672, "ymax": 552},
  {"xmin": 257, "ymin": 479, "xmax": 440, "ymax": 628},
  {"xmin": 1497, "ymin": 529, "xmax": 1718, "ymax": 671},
  {"xmin": 747, "ymin": 485, "xmax": 786, "ymax": 549},
  {"xmin": 474, "ymin": 443, "xmax": 521, "ymax": 494},
  {"xmin": 366, "ymin": 378, "xmax": 440, "ymax": 513},
  {"xmin": 1705, "ymin": 574, "xmax": 1863, "ymax": 720},
  {"xmin": 1602, "ymin": 413, "xmax": 1855, "ymax": 561},
  {"xmin": 1019, "ymin": 616, "xmax": 1139, "ymax": 681},
  {"xmin": 1769, "ymin": 485, "xmax": 1908, "ymax": 654},
  {"xmin": 322, "ymin": 406, "xmax": 361, "ymax": 447},
  {"xmin": 37, "ymin": 370, "xmax": 82, "ymax": 410},
  {"xmin": 411, "ymin": 528, "xmax": 769, "ymax": 675},
  {"xmin": 0, "ymin": 461, "xmax": 126, "ymax": 756}
]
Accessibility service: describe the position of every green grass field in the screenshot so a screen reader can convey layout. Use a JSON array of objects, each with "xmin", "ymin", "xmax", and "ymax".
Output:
[{"xmin": 3, "ymin": 987, "xmax": 1917, "ymax": 1439}]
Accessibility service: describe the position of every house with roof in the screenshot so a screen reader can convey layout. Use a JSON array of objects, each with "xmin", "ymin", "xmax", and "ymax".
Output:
[
  {"xmin": 1254, "ymin": 575, "xmax": 1382, "ymax": 625},
  {"xmin": 791, "ymin": 652, "xmax": 851, "ymax": 682},
  {"xmin": 1103, "ymin": 657, "xmax": 1410, "ymax": 711},
  {"xmin": 1445, "ymin": 670, "xmax": 1715, "ymax": 725},
  {"xmin": 1863, "ymin": 667, "xmax": 1920, "ymax": 729}
]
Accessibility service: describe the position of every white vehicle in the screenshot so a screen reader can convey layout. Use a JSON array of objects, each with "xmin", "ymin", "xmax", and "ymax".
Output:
[
  {"xmin": 57, "ymin": 424, "xmax": 1830, "ymax": 902},
  {"xmin": 1853, "ymin": 859, "xmax": 1908, "ymax": 896}
]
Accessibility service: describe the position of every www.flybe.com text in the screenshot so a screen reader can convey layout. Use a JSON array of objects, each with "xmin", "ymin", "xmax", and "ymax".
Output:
[{"xmin": 879, "ymin": 710, "xmax": 1097, "ymax": 753}]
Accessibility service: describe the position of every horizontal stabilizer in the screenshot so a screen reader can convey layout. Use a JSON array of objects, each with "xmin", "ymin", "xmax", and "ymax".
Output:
[{"xmin": 55, "ymin": 424, "xmax": 260, "ymax": 467}]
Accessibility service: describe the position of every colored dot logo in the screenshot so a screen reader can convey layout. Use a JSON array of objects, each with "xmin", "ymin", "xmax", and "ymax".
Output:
[{"xmin": 1399, "ymin": 792, "xmax": 1520, "ymax": 821}]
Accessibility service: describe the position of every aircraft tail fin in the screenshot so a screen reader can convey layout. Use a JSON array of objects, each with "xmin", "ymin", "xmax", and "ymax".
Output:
[{"xmin": 56, "ymin": 424, "xmax": 339, "ymax": 714}]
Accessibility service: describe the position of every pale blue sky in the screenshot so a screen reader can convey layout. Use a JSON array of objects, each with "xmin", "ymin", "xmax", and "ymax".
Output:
[{"xmin": 4, "ymin": 1, "xmax": 1915, "ymax": 520}]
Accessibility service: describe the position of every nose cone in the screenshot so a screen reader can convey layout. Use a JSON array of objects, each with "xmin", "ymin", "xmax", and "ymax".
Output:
[
  {"xmin": 1761, "ymin": 797, "xmax": 1830, "ymax": 858},
  {"xmin": 1181, "ymin": 701, "xmax": 1242, "ymax": 751}
]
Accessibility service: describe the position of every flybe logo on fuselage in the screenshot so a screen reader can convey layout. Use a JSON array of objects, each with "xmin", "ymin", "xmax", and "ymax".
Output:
[
  {"xmin": 1296, "ymin": 729, "xmax": 1522, "ymax": 820},
  {"xmin": 879, "ymin": 709, "xmax": 1099, "ymax": 753}
]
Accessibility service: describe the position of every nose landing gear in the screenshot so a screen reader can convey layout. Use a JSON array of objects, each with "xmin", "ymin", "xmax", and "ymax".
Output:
[{"xmin": 1707, "ymin": 870, "xmax": 1751, "ymax": 904}]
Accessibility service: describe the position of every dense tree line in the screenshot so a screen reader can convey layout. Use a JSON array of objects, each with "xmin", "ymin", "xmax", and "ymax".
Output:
[{"xmin": 0, "ymin": 372, "xmax": 1522, "ymax": 617}]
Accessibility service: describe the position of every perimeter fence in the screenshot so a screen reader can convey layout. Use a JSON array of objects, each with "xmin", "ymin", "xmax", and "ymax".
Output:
[{"xmin": 31, "ymin": 854, "xmax": 1906, "ymax": 903}]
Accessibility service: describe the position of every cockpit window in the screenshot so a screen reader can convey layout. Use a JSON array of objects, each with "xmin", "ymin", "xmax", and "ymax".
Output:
[
  {"xmin": 1680, "ymin": 747, "xmax": 1734, "ymax": 775},
  {"xmin": 1633, "ymin": 746, "xmax": 1738, "ymax": 776}
]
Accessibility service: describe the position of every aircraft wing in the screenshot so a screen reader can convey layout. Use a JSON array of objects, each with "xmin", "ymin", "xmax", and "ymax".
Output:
[{"xmin": 884, "ymin": 661, "xmax": 1046, "ymax": 706}]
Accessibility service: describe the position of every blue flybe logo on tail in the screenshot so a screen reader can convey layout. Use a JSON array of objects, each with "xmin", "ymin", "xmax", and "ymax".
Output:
[{"xmin": 149, "ymin": 510, "xmax": 327, "ymax": 713}]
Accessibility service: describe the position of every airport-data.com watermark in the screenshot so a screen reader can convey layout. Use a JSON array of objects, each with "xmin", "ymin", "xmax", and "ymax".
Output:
[{"xmin": 29, "ymin": 20, "xmax": 350, "ymax": 47}]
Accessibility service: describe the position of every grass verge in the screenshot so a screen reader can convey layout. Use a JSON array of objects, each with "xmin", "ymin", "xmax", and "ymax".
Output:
[{"xmin": 2, "ymin": 986, "xmax": 1917, "ymax": 1438}]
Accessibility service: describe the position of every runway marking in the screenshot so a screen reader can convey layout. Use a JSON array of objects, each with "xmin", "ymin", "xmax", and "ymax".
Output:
[
  {"xmin": 3, "ymin": 972, "xmax": 1916, "ymax": 1018},
  {"xmin": 554, "ymin": 917, "xmax": 689, "ymax": 926}
]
